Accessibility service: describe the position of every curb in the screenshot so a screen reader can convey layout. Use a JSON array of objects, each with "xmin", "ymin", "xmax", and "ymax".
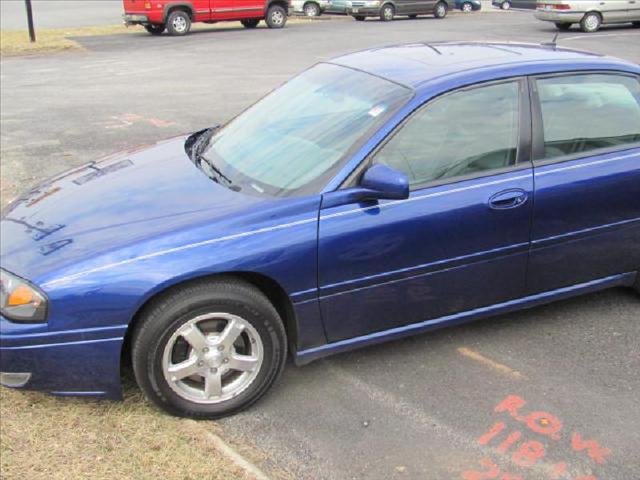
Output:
[{"xmin": 191, "ymin": 423, "xmax": 271, "ymax": 480}]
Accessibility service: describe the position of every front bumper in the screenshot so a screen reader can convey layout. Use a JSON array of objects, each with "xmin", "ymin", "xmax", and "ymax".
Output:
[
  {"xmin": 0, "ymin": 316, "xmax": 126, "ymax": 399},
  {"xmin": 123, "ymin": 13, "xmax": 150, "ymax": 25},
  {"xmin": 534, "ymin": 10, "xmax": 585, "ymax": 22}
]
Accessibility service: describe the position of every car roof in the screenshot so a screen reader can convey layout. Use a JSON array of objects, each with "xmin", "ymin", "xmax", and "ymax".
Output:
[{"xmin": 327, "ymin": 42, "xmax": 638, "ymax": 89}]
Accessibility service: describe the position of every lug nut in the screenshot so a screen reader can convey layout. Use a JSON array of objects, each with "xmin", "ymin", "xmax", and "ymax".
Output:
[
  {"xmin": 203, "ymin": 347, "xmax": 209, "ymax": 353},
  {"xmin": 210, "ymin": 368, "xmax": 217, "ymax": 373},
  {"xmin": 217, "ymin": 345, "xmax": 225, "ymax": 351},
  {"xmin": 223, "ymin": 358, "xmax": 229, "ymax": 364},
  {"xmin": 197, "ymin": 361, "xmax": 204, "ymax": 367}
]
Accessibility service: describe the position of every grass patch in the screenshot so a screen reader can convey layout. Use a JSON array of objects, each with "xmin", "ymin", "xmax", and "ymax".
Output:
[
  {"xmin": 0, "ymin": 16, "xmax": 342, "ymax": 57},
  {"xmin": 0, "ymin": 379, "xmax": 252, "ymax": 480},
  {"xmin": 0, "ymin": 25, "xmax": 136, "ymax": 57}
]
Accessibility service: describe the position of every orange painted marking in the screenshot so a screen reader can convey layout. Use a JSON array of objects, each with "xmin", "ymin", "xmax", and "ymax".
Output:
[
  {"xmin": 463, "ymin": 458, "xmax": 500, "ymax": 480},
  {"xmin": 478, "ymin": 422, "xmax": 506, "ymax": 446},
  {"xmin": 512, "ymin": 440, "xmax": 545, "ymax": 467},
  {"xmin": 458, "ymin": 348, "xmax": 526, "ymax": 380},
  {"xmin": 526, "ymin": 411, "xmax": 562, "ymax": 440},
  {"xmin": 571, "ymin": 433, "xmax": 611, "ymax": 465},
  {"xmin": 550, "ymin": 462, "xmax": 568, "ymax": 479},
  {"xmin": 497, "ymin": 430, "xmax": 521, "ymax": 454},
  {"xmin": 494, "ymin": 395, "xmax": 526, "ymax": 418}
]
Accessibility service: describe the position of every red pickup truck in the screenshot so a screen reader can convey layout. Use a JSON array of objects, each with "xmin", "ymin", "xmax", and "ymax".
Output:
[{"xmin": 123, "ymin": 0, "xmax": 289, "ymax": 35}]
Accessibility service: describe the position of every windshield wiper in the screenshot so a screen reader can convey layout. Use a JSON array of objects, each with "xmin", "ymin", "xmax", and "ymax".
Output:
[{"xmin": 198, "ymin": 155, "xmax": 233, "ymax": 185}]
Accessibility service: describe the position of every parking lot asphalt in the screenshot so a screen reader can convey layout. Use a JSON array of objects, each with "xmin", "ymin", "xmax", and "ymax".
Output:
[{"xmin": 1, "ymin": 10, "xmax": 639, "ymax": 480}]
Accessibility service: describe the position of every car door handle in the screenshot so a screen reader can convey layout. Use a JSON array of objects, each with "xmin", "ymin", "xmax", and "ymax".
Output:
[{"xmin": 488, "ymin": 189, "xmax": 528, "ymax": 210}]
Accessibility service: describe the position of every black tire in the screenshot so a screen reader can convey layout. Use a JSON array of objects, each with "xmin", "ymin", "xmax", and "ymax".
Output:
[
  {"xmin": 132, "ymin": 278, "xmax": 287, "ymax": 419},
  {"xmin": 501, "ymin": 1, "xmax": 511, "ymax": 9},
  {"xmin": 633, "ymin": 21, "xmax": 640, "ymax": 27},
  {"xmin": 354, "ymin": 15, "xmax": 366, "ymax": 21},
  {"xmin": 303, "ymin": 1, "xmax": 321, "ymax": 16},
  {"xmin": 266, "ymin": 4, "xmax": 288, "ymax": 28},
  {"xmin": 434, "ymin": 1, "xmax": 448, "ymax": 18},
  {"xmin": 635, "ymin": 272, "xmax": 640, "ymax": 294},
  {"xmin": 166, "ymin": 10, "xmax": 192, "ymax": 35},
  {"xmin": 144, "ymin": 24, "xmax": 166, "ymax": 35},
  {"xmin": 555, "ymin": 22, "xmax": 572, "ymax": 31},
  {"xmin": 580, "ymin": 11, "xmax": 601, "ymax": 32},
  {"xmin": 380, "ymin": 3, "xmax": 395, "ymax": 21},
  {"xmin": 409, "ymin": 14, "xmax": 418, "ymax": 18},
  {"xmin": 241, "ymin": 18, "xmax": 260, "ymax": 28},
  {"xmin": 461, "ymin": 2, "xmax": 473, "ymax": 12}
]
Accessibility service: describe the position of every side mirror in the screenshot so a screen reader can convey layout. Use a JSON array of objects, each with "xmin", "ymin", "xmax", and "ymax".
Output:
[
  {"xmin": 360, "ymin": 164, "xmax": 409, "ymax": 200},
  {"xmin": 321, "ymin": 164, "xmax": 409, "ymax": 209}
]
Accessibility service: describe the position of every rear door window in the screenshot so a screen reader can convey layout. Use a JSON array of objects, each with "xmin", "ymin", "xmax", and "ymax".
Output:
[{"xmin": 535, "ymin": 74, "xmax": 640, "ymax": 161}]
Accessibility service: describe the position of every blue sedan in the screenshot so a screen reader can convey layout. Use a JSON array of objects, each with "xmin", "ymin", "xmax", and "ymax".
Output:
[{"xmin": 1, "ymin": 43, "xmax": 639, "ymax": 418}]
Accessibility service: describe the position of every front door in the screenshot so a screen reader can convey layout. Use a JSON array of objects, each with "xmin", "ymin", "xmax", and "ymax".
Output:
[
  {"xmin": 318, "ymin": 79, "xmax": 534, "ymax": 342},
  {"xmin": 527, "ymin": 72, "xmax": 640, "ymax": 294}
]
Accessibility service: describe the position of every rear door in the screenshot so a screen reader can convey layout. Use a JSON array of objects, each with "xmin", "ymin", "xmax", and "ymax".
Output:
[
  {"xmin": 233, "ymin": 0, "xmax": 265, "ymax": 17},
  {"xmin": 210, "ymin": 0, "xmax": 239, "ymax": 19},
  {"xmin": 527, "ymin": 72, "xmax": 640, "ymax": 294},
  {"xmin": 599, "ymin": 0, "xmax": 631, "ymax": 22}
]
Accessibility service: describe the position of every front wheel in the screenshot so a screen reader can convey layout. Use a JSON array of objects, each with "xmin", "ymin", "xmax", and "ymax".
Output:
[
  {"xmin": 434, "ymin": 1, "xmax": 448, "ymax": 18},
  {"xmin": 266, "ymin": 5, "xmax": 288, "ymax": 28},
  {"xmin": 144, "ymin": 24, "xmax": 166, "ymax": 35},
  {"xmin": 132, "ymin": 279, "xmax": 287, "ymax": 419},
  {"xmin": 166, "ymin": 10, "xmax": 191, "ymax": 35},
  {"xmin": 501, "ymin": 1, "xmax": 511, "ymax": 10},
  {"xmin": 461, "ymin": 2, "xmax": 473, "ymax": 12},
  {"xmin": 580, "ymin": 12, "xmax": 601, "ymax": 32},
  {"xmin": 380, "ymin": 3, "xmax": 395, "ymax": 21},
  {"xmin": 555, "ymin": 22, "xmax": 572, "ymax": 31},
  {"xmin": 303, "ymin": 2, "xmax": 321, "ymax": 16},
  {"xmin": 241, "ymin": 18, "xmax": 260, "ymax": 28}
]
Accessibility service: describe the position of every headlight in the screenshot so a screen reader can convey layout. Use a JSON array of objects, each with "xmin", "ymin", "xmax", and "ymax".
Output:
[{"xmin": 0, "ymin": 269, "xmax": 48, "ymax": 322}]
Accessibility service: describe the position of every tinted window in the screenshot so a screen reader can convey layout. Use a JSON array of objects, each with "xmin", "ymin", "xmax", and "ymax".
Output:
[
  {"xmin": 375, "ymin": 81, "xmax": 520, "ymax": 188},
  {"xmin": 536, "ymin": 74, "xmax": 640, "ymax": 160},
  {"xmin": 201, "ymin": 63, "xmax": 412, "ymax": 197}
]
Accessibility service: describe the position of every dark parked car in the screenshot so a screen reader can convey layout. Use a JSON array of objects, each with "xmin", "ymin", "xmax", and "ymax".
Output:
[
  {"xmin": 1, "ymin": 43, "xmax": 639, "ymax": 419},
  {"xmin": 454, "ymin": 0, "xmax": 481, "ymax": 12},
  {"xmin": 492, "ymin": 0, "xmax": 536, "ymax": 9},
  {"xmin": 347, "ymin": 0, "xmax": 450, "ymax": 21}
]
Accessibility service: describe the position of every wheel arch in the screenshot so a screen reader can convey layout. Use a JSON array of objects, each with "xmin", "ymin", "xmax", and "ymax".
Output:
[
  {"xmin": 163, "ymin": 2, "xmax": 195, "ymax": 21},
  {"xmin": 120, "ymin": 271, "xmax": 299, "ymax": 376},
  {"xmin": 267, "ymin": 0, "xmax": 290, "ymax": 12}
]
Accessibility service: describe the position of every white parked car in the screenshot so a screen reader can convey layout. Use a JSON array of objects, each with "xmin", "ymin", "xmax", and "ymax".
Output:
[
  {"xmin": 535, "ymin": 1, "xmax": 640, "ymax": 32},
  {"xmin": 289, "ymin": 0, "xmax": 333, "ymax": 16}
]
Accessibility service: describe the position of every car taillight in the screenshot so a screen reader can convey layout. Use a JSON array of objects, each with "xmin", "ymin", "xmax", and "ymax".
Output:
[{"xmin": 537, "ymin": 3, "xmax": 571, "ymax": 9}]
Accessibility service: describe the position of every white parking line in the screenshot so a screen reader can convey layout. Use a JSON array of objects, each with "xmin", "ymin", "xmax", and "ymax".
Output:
[{"xmin": 561, "ymin": 32, "xmax": 640, "ymax": 41}]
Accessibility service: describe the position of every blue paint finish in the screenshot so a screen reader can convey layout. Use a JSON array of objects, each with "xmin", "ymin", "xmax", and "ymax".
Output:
[
  {"xmin": 527, "ymin": 149, "xmax": 640, "ymax": 293},
  {"xmin": 1, "ymin": 43, "xmax": 639, "ymax": 400},
  {"xmin": 296, "ymin": 272, "xmax": 637, "ymax": 364}
]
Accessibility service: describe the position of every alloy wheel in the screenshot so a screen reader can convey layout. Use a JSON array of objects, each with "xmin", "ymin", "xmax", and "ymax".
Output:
[{"xmin": 162, "ymin": 313, "xmax": 264, "ymax": 404}]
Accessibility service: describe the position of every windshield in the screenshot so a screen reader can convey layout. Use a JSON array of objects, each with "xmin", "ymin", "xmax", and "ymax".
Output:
[{"xmin": 200, "ymin": 63, "xmax": 412, "ymax": 196}]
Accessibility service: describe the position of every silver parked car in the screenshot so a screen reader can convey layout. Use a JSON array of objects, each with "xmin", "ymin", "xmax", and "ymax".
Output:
[
  {"xmin": 289, "ymin": 0, "xmax": 333, "ymax": 16},
  {"xmin": 536, "ymin": 1, "xmax": 640, "ymax": 32}
]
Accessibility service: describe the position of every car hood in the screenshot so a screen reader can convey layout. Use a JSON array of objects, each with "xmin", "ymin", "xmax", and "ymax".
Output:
[{"xmin": 0, "ymin": 136, "xmax": 271, "ymax": 283}]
